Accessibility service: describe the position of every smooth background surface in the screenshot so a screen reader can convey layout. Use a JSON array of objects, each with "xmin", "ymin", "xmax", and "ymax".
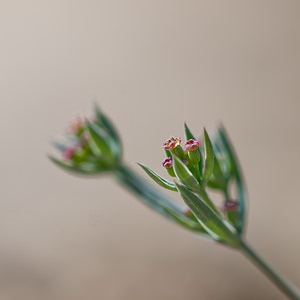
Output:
[{"xmin": 0, "ymin": 1, "xmax": 299, "ymax": 299}]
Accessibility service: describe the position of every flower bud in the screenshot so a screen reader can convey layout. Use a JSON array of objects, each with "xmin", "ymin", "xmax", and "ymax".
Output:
[
  {"xmin": 222, "ymin": 200, "xmax": 239, "ymax": 211},
  {"xmin": 184, "ymin": 139, "xmax": 199, "ymax": 151},
  {"xmin": 162, "ymin": 157, "xmax": 175, "ymax": 177},
  {"xmin": 164, "ymin": 137, "xmax": 181, "ymax": 150},
  {"xmin": 164, "ymin": 137, "xmax": 185, "ymax": 159},
  {"xmin": 184, "ymin": 139, "xmax": 201, "ymax": 165},
  {"xmin": 162, "ymin": 157, "xmax": 173, "ymax": 168}
]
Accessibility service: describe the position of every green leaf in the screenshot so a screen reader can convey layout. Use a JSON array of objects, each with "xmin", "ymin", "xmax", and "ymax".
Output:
[
  {"xmin": 94, "ymin": 105, "xmax": 121, "ymax": 146},
  {"xmin": 206, "ymin": 178, "xmax": 225, "ymax": 190},
  {"xmin": 86, "ymin": 121, "xmax": 113, "ymax": 161},
  {"xmin": 212, "ymin": 136, "xmax": 231, "ymax": 179},
  {"xmin": 184, "ymin": 123, "xmax": 203, "ymax": 176},
  {"xmin": 137, "ymin": 163, "xmax": 177, "ymax": 191},
  {"xmin": 172, "ymin": 156, "xmax": 200, "ymax": 192},
  {"xmin": 218, "ymin": 125, "xmax": 247, "ymax": 234},
  {"xmin": 49, "ymin": 156, "xmax": 104, "ymax": 175},
  {"xmin": 165, "ymin": 149, "xmax": 172, "ymax": 158},
  {"xmin": 211, "ymin": 154, "xmax": 227, "ymax": 191},
  {"xmin": 203, "ymin": 128, "xmax": 214, "ymax": 183},
  {"xmin": 227, "ymin": 210, "xmax": 240, "ymax": 229},
  {"xmin": 184, "ymin": 122, "xmax": 196, "ymax": 140},
  {"xmin": 175, "ymin": 183, "xmax": 241, "ymax": 247}
]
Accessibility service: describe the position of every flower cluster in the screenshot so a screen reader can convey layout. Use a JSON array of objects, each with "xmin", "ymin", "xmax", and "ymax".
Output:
[
  {"xmin": 139, "ymin": 122, "xmax": 246, "ymax": 245},
  {"xmin": 50, "ymin": 105, "xmax": 122, "ymax": 174}
]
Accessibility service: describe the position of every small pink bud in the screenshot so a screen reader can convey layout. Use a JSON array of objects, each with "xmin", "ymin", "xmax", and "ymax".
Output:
[
  {"xmin": 184, "ymin": 139, "xmax": 199, "ymax": 151},
  {"xmin": 162, "ymin": 157, "xmax": 173, "ymax": 168},
  {"xmin": 164, "ymin": 137, "xmax": 181, "ymax": 150},
  {"xmin": 222, "ymin": 200, "xmax": 239, "ymax": 212},
  {"xmin": 62, "ymin": 146, "xmax": 76, "ymax": 160}
]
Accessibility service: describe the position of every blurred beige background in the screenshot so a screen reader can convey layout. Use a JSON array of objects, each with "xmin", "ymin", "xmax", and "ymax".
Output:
[{"xmin": 0, "ymin": 1, "xmax": 299, "ymax": 299}]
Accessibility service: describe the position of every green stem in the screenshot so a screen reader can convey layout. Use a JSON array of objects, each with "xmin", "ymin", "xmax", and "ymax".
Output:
[
  {"xmin": 115, "ymin": 165, "xmax": 300, "ymax": 299},
  {"xmin": 240, "ymin": 240, "xmax": 300, "ymax": 300}
]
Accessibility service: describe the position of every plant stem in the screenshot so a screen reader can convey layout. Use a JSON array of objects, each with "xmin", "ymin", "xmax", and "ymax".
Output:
[
  {"xmin": 115, "ymin": 165, "xmax": 300, "ymax": 299},
  {"xmin": 240, "ymin": 240, "xmax": 300, "ymax": 300}
]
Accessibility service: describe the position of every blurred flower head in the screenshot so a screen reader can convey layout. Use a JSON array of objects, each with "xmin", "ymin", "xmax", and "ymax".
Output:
[{"xmin": 50, "ymin": 105, "xmax": 122, "ymax": 175}]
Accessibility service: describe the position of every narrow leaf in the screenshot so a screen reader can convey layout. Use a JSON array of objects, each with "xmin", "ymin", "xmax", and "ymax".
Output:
[
  {"xmin": 175, "ymin": 183, "xmax": 240, "ymax": 247},
  {"xmin": 137, "ymin": 163, "xmax": 177, "ymax": 191},
  {"xmin": 203, "ymin": 128, "xmax": 214, "ymax": 183},
  {"xmin": 86, "ymin": 121, "xmax": 113, "ymax": 160},
  {"xmin": 94, "ymin": 104, "xmax": 121, "ymax": 146},
  {"xmin": 184, "ymin": 122, "xmax": 196, "ymax": 140},
  {"xmin": 211, "ymin": 154, "xmax": 227, "ymax": 191},
  {"xmin": 218, "ymin": 125, "xmax": 247, "ymax": 234},
  {"xmin": 172, "ymin": 156, "xmax": 200, "ymax": 192},
  {"xmin": 49, "ymin": 156, "xmax": 104, "ymax": 175},
  {"xmin": 184, "ymin": 123, "xmax": 203, "ymax": 176}
]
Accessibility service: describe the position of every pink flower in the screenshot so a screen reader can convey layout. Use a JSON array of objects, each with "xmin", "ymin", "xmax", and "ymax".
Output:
[
  {"xmin": 163, "ymin": 137, "xmax": 181, "ymax": 150},
  {"xmin": 162, "ymin": 157, "xmax": 173, "ymax": 168},
  {"xmin": 184, "ymin": 139, "xmax": 199, "ymax": 151}
]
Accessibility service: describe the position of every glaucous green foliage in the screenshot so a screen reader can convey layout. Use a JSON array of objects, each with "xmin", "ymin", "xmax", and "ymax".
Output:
[{"xmin": 50, "ymin": 105, "xmax": 299, "ymax": 300}]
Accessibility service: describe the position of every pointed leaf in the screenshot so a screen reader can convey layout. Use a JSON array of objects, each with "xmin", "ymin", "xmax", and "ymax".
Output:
[
  {"xmin": 203, "ymin": 128, "xmax": 214, "ymax": 183},
  {"xmin": 172, "ymin": 156, "xmax": 200, "ymax": 192},
  {"xmin": 212, "ymin": 135, "xmax": 231, "ymax": 179},
  {"xmin": 49, "ymin": 156, "xmax": 104, "ymax": 175},
  {"xmin": 210, "ymin": 154, "xmax": 227, "ymax": 191},
  {"xmin": 184, "ymin": 122, "xmax": 196, "ymax": 140},
  {"xmin": 86, "ymin": 121, "xmax": 113, "ymax": 160},
  {"xmin": 218, "ymin": 125, "xmax": 247, "ymax": 234},
  {"xmin": 137, "ymin": 163, "xmax": 177, "ymax": 191},
  {"xmin": 184, "ymin": 123, "xmax": 203, "ymax": 176},
  {"xmin": 94, "ymin": 104, "xmax": 121, "ymax": 146},
  {"xmin": 175, "ymin": 183, "xmax": 240, "ymax": 247}
]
